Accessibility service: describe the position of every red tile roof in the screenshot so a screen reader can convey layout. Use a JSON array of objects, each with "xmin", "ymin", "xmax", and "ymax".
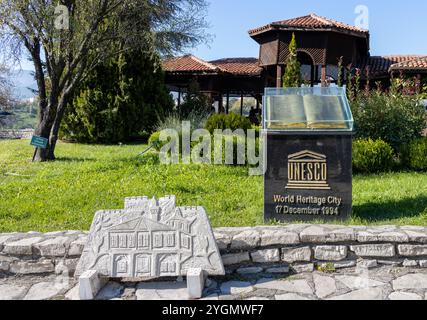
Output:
[
  {"xmin": 389, "ymin": 56, "xmax": 427, "ymax": 72},
  {"xmin": 249, "ymin": 13, "xmax": 368, "ymax": 37},
  {"xmin": 209, "ymin": 58, "xmax": 262, "ymax": 76},
  {"xmin": 162, "ymin": 55, "xmax": 220, "ymax": 74},
  {"xmin": 163, "ymin": 56, "xmax": 262, "ymax": 76},
  {"xmin": 357, "ymin": 55, "xmax": 427, "ymax": 77}
]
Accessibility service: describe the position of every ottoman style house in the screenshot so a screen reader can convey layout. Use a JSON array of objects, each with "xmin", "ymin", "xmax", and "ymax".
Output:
[{"xmin": 162, "ymin": 13, "xmax": 427, "ymax": 113}]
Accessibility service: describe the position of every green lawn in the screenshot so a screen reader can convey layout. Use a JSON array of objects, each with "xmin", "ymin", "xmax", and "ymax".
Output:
[{"xmin": 0, "ymin": 139, "xmax": 426, "ymax": 232}]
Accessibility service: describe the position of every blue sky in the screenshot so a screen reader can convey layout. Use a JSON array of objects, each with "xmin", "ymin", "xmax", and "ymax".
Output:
[
  {"xmin": 191, "ymin": 0, "xmax": 427, "ymax": 61},
  {"xmin": 16, "ymin": 0, "xmax": 427, "ymax": 70}
]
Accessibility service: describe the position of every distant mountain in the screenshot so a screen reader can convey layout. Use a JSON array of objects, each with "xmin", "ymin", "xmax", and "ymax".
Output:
[{"xmin": 9, "ymin": 70, "xmax": 37, "ymax": 101}]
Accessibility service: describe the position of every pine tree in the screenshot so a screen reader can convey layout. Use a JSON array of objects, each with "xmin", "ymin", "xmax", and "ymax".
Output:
[
  {"xmin": 282, "ymin": 33, "xmax": 302, "ymax": 88},
  {"xmin": 61, "ymin": 51, "xmax": 174, "ymax": 143}
]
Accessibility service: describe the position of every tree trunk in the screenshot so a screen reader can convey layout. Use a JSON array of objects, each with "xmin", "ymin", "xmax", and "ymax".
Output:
[{"xmin": 33, "ymin": 102, "xmax": 58, "ymax": 162}]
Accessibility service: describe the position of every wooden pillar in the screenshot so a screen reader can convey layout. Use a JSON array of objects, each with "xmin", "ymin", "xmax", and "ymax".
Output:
[
  {"xmin": 226, "ymin": 91, "xmax": 230, "ymax": 114},
  {"xmin": 177, "ymin": 87, "xmax": 182, "ymax": 108},
  {"xmin": 310, "ymin": 64, "xmax": 315, "ymax": 87},
  {"xmin": 218, "ymin": 94, "xmax": 223, "ymax": 114},
  {"xmin": 321, "ymin": 65, "xmax": 327, "ymax": 87},
  {"xmin": 276, "ymin": 64, "xmax": 283, "ymax": 88},
  {"xmin": 256, "ymin": 97, "xmax": 260, "ymax": 111},
  {"xmin": 240, "ymin": 92, "xmax": 244, "ymax": 116}
]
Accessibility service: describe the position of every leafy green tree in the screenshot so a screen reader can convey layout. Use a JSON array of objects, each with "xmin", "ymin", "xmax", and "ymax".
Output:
[
  {"xmin": 0, "ymin": 0, "xmax": 209, "ymax": 161},
  {"xmin": 61, "ymin": 51, "xmax": 173, "ymax": 143},
  {"xmin": 282, "ymin": 33, "xmax": 301, "ymax": 88}
]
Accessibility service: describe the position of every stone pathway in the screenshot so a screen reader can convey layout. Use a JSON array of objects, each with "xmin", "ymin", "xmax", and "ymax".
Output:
[{"xmin": 1, "ymin": 266, "xmax": 427, "ymax": 300}]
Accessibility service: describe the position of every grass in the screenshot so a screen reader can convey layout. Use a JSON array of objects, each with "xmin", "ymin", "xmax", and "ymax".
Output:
[{"xmin": 0, "ymin": 139, "xmax": 426, "ymax": 232}]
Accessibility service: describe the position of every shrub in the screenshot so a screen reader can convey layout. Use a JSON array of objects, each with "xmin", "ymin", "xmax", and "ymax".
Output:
[
  {"xmin": 402, "ymin": 138, "xmax": 427, "ymax": 171},
  {"xmin": 353, "ymin": 139, "xmax": 395, "ymax": 173},
  {"xmin": 205, "ymin": 113, "xmax": 252, "ymax": 134},
  {"xmin": 350, "ymin": 87, "xmax": 426, "ymax": 153}
]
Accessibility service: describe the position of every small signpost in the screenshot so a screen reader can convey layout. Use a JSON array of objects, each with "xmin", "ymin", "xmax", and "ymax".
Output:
[{"xmin": 30, "ymin": 135, "xmax": 49, "ymax": 162}]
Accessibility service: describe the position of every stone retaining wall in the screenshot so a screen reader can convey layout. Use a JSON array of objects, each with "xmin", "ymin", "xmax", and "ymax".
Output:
[
  {"xmin": 0, "ymin": 129, "xmax": 34, "ymax": 140},
  {"xmin": 1, "ymin": 225, "xmax": 427, "ymax": 277}
]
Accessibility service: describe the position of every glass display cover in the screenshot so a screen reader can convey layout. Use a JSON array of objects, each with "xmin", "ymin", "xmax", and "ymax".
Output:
[{"xmin": 263, "ymin": 87, "xmax": 354, "ymax": 132}]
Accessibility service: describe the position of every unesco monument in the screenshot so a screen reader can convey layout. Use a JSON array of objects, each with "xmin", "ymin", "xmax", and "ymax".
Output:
[{"xmin": 263, "ymin": 87, "xmax": 354, "ymax": 222}]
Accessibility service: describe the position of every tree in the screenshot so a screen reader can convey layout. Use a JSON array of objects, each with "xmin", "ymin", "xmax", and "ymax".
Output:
[
  {"xmin": 0, "ymin": 64, "xmax": 11, "ymax": 109},
  {"xmin": 0, "ymin": 0, "xmax": 209, "ymax": 161},
  {"xmin": 61, "ymin": 50, "xmax": 174, "ymax": 143},
  {"xmin": 282, "ymin": 33, "xmax": 301, "ymax": 88}
]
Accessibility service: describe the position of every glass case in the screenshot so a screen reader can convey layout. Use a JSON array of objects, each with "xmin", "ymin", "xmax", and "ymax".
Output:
[{"xmin": 263, "ymin": 87, "xmax": 354, "ymax": 132}]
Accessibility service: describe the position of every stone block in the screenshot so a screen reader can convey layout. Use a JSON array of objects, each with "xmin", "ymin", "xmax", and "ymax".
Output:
[
  {"xmin": 221, "ymin": 252, "xmax": 250, "ymax": 266},
  {"xmin": 403, "ymin": 259, "xmax": 419, "ymax": 267},
  {"xmin": 300, "ymin": 226, "xmax": 355, "ymax": 243},
  {"xmin": 398, "ymin": 245, "xmax": 427, "ymax": 257},
  {"xmin": 357, "ymin": 231, "xmax": 409, "ymax": 243},
  {"xmin": 265, "ymin": 266, "xmax": 290, "ymax": 274},
  {"xmin": 350, "ymin": 244, "xmax": 396, "ymax": 258},
  {"xmin": 79, "ymin": 270, "xmax": 107, "ymax": 300},
  {"xmin": 0, "ymin": 255, "xmax": 17, "ymax": 272},
  {"xmin": 230, "ymin": 230, "xmax": 261, "ymax": 250},
  {"xmin": 68, "ymin": 236, "xmax": 88, "ymax": 257},
  {"xmin": 187, "ymin": 268, "xmax": 206, "ymax": 299},
  {"xmin": 259, "ymin": 229, "xmax": 300, "ymax": 246},
  {"xmin": 281, "ymin": 247, "xmax": 312, "ymax": 263},
  {"xmin": 9, "ymin": 259, "xmax": 55, "ymax": 274},
  {"xmin": 34, "ymin": 236, "xmax": 72, "ymax": 257},
  {"xmin": 250, "ymin": 249, "xmax": 280, "ymax": 263},
  {"xmin": 314, "ymin": 246, "xmax": 348, "ymax": 261},
  {"xmin": 291, "ymin": 263, "xmax": 315, "ymax": 273},
  {"xmin": 236, "ymin": 267, "xmax": 263, "ymax": 275},
  {"xmin": 3, "ymin": 237, "xmax": 43, "ymax": 256}
]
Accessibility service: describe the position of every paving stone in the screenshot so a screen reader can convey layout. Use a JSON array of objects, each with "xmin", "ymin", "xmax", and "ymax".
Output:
[
  {"xmin": 282, "ymin": 247, "xmax": 311, "ymax": 263},
  {"xmin": 230, "ymin": 230, "xmax": 261, "ymax": 250},
  {"xmin": 3, "ymin": 237, "xmax": 43, "ymax": 256},
  {"xmin": 136, "ymin": 282, "xmax": 189, "ymax": 300},
  {"xmin": 0, "ymin": 284, "xmax": 28, "ymax": 300},
  {"xmin": 221, "ymin": 252, "xmax": 250, "ymax": 266},
  {"xmin": 313, "ymin": 274, "xmax": 336, "ymax": 299},
  {"xmin": 389, "ymin": 292, "xmax": 422, "ymax": 300},
  {"xmin": 350, "ymin": 244, "xmax": 396, "ymax": 258},
  {"xmin": 95, "ymin": 282, "xmax": 123, "ymax": 300},
  {"xmin": 220, "ymin": 281, "xmax": 254, "ymax": 295},
  {"xmin": 246, "ymin": 297, "xmax": 270, "ymax": 300},
  {"xmin": 314, "ymin": 246, "xmax": 348, "ymax": 261},
  {"xmin": 10, "ymin": 259, "xmax": 55, "ymax": 274},
  {"xmin": 291, "ymin": 263, "xmax": 314, "ymax": 273},
  {"xmin": 403, "ymin": 259, "xmax": 419, "ymax": 267},
  {"xmin": 398, "ymin": 245, "xmax": 427, "ymax": 257},
  {"xmin": 265, "ymin": 266, "xmax": 290, "ymax": 274},
  {"xmin": 201, "ymin": 293, "xmax": 219, "ymax": 300},
  {"xmin": 357, "ymin": 260, "xmax": 378, "ymax": 269},
  {"xmin": 236, "ymin": 267, "xmax": 263, "ymax": 275},
  {"xmin": 328, "ymin": 287, "xmax": 384, "ymax": 300},
  {"xmin": 392, "ymin": 274, "xmax": 427, "ymax": 290},
  {"xmin": 24, "ymin": 281, "xmax": 70, "ymax": 300},
  {"xmin": 65, "ymin": 285, "xmax": 80, "ymax": 300},
  {"xmin": 256, "ymin": 278, "xmax": 313, "ymax": 295},
  {"xmin": 275, "ymin": 293, "xmax": 310, "ymax": 300},
  {"xmin": 259, "ymin": 229, "xmax": 300, "ymax": 246},
  {"xmin": 336, "ymin": 275, "xmax": 387, "ymax": 290},
  {"xmin": 251, "ymin": 249, "xmax": 280, "ymax": 263}
]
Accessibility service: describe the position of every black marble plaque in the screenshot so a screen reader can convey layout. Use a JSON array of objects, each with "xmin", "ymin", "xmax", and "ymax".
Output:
[{"xmin": 264, "ymin": 133, "xmax": 353, "ymax": 222}]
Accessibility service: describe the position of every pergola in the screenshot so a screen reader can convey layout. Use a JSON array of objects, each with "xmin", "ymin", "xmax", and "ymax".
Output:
[
  {"xmin": 163, "ymin": 55, "xmax": 265, "ymax": 114},
  {"xmin": 162, "ymin": 13, "xmax": 427, "ymax": 114}
]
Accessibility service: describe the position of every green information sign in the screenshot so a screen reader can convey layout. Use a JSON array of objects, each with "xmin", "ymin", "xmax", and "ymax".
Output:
[{"xmin": 30, "ymin": 136, "xmax": 49, "ymax": 149}]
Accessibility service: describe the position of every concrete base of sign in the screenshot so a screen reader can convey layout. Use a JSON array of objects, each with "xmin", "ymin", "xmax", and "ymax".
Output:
[
  {"xmin": 187, "ymin": 268, "xmax": 206, "ymax": 299},
  {"xmin": 79, "ymin": 270, "xmax": 108, "ymax": 300}
]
